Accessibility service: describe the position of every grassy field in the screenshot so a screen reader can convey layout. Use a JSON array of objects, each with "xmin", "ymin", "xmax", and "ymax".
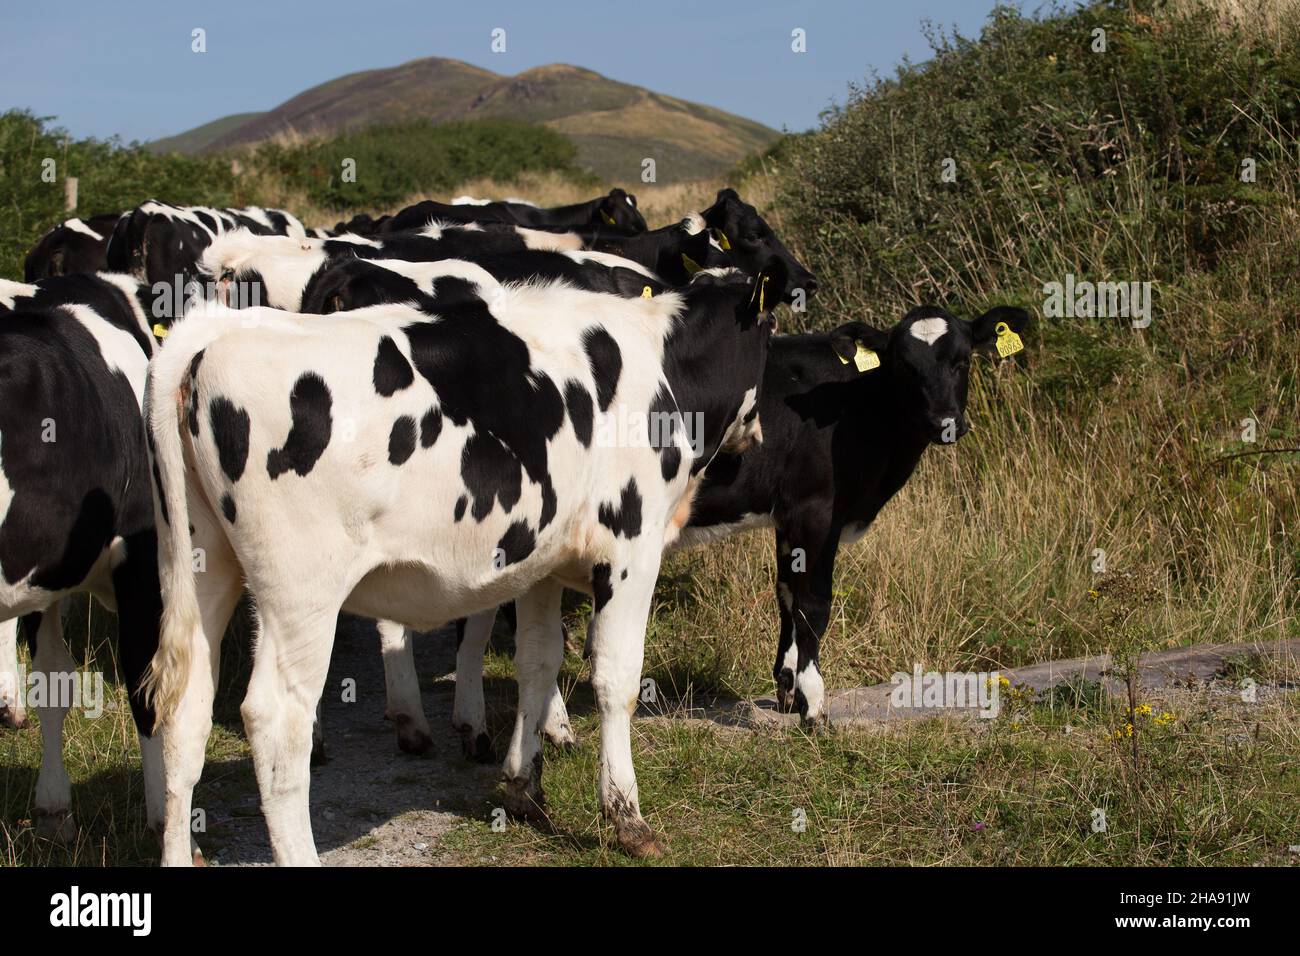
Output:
[{"xmin": 1, "ymin": 0, "xmax": 1298, "ymax": 866}]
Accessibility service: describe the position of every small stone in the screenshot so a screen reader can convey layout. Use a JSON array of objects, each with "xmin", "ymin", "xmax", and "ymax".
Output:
[{"xmin": 413, "ymin": 842, "xmax": 428, "ymax": 851}]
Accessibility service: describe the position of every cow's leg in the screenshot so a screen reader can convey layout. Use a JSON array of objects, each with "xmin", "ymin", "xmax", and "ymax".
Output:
[
  {"xmin": 241, "ymin": 603, "xmax": 338, "ymax": 867},
  {"xmin": 587, "ymin": 556, "xmax": 664, "ymax": 858},
  {"xmin": 452, "ymin": 609, "xmax": 496, "ymax": 762},
  {"xmin": 787, "ymin": 536, "xmax": 837, "ymax": 725},
  {"xmin": 377, "ymin": 618, "xmax": 432, "ymax": 755},
  {"xmin": 158, "ymin": 528, "xmax": 242, "ymax": 867},
  {"xmin": 541, "ymin": 678, "xmax": 576, "ymax": 750},
  {"xmin": 501, "ymin": 581, "xmax": 564, "ymax": 822},
  {"xmin": 0, "ymin": 617, "xmax": 26, "ymax": 729},
  {"xmin": 29, "ymin": 606, "xmax": 76, "ymax": 841},
  {"xmin": 773, "ymin": 532, "xmax": 799, "ymax": 713}
]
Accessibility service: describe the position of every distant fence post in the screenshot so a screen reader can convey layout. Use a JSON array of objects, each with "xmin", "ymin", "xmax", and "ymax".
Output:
[{"xmin": 64, "ymin": 176, "xmax": 78, "ymax": 212}]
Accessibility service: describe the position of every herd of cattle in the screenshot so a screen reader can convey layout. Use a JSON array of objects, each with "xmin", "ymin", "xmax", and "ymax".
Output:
[{"xmin": 0, "ymin": 185, "xmax": 1028, "ymax": 864}]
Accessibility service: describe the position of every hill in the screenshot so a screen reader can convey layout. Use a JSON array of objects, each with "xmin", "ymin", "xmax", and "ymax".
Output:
[{"xmin": 152, "ymin": 59, "xmax": 779, "ymax": 183}]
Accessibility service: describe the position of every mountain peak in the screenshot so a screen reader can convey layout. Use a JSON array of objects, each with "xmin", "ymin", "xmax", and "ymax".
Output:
[{"xmin": 152, "ymin": 58, "xmax": 777, "ymax": 184}]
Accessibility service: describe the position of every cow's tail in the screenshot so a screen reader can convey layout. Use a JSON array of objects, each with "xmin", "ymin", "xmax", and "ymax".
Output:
[{"xmin": 139, "ymin": 333, "xmax": 205, "ymax": 728}]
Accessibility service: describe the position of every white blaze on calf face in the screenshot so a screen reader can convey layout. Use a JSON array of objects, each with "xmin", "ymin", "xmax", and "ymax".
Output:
[{"xmin": 908, "ymin": 316, "xmax": 949, "ymax": 345}]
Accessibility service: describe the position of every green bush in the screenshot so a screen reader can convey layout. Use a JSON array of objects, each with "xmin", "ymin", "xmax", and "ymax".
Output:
[
  {"xmin": 0, "ymin": 110, "xmax": 239, "ymax": 279},
  {"xmin": 0, "ymin": 112, "xmax": 594, "ymax": 279},
  {"xmin": 253, "ymin": 118, "xmax": 595, "ymax": 210},
  {"xmin": 780, "ymin": 0, "xmax": 1300, "ymax": 321}
]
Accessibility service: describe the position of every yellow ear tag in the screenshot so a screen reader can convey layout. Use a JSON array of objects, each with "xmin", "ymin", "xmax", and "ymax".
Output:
[
  {"xmin": 853, "ymin": 341, "xmax": 880, "ymax": 372},
  {"xmin": 758, "ymin": 274, "xmax": 769, "ymax": 312},
  {"xmin": 681, "ymin": 253, "xmax": 702, "ymax": 274},
  {"xmin": 994, "ymin": 321, "xmax": 1023, "ymax": 358},
  {"xmin": 152, "ymin": 323, "xmax": 169, "ymax": 339},
  {"xmin": 641, "ymin": 285, "xmax": 653, "ymax": 298},
  {"xmin": 601, "ymin": 210, "xmax": 616, "ymax": 226},
  {"xmin": 712, "ymin": 228, "xmax": 732, "ymax": 250}
]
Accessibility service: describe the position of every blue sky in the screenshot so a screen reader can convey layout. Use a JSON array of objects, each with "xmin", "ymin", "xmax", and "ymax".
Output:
[{"xmin": 1, "ymin": 0, "xmax": 1012, "ymax": 143}]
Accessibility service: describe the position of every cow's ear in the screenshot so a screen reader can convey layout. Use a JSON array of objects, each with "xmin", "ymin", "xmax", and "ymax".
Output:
[
  {"xmin": 829, "ymin": 322, "xmax": 890, "ymax": 366},
  {"xmin": 969, "ymin": 305, "xmax": 1030, "ymax": 348},
  {"xmin": 599, "ymin": 194, "xmax": 620, "ymax": 225},
  {"xmin": 680, "ymin": 227, "xmax": 715, "ymax": 267}
]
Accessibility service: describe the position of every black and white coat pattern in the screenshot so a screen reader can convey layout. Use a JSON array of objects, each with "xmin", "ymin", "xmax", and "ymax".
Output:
[
  {"xmin": 143, "ymin": 260, "xmax": 780, "ymax": 865},
  {"xmin": 0, "ymin": 272, "xmax": 166, "ymax": 841}
]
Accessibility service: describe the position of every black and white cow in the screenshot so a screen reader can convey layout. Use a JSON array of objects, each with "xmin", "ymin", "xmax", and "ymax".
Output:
[
  {"xmin": 0, "ymin": 271, "xmax": 166, "ymax": 841},
  {"xmin": 700, "ymin": 189, "xmax": 817, "ymax": 303},
  {"xmin": 382, "ymin": 188, "xmax": 647, "ymax": 235},
  {"xmin": 450, "ymin": 303, "xmax": 1031, "ymax": 746},
  {"xmin": 142, "ymin": 255, "xmax": 783, "ymax": 865},
  {"xmin": 192, "ymin": 226, "xmax": 692, "ymax": 760},
  {"xmin": 23, "ymin": 212, "xmax": 125, "ymax": 281},
  {"xmin": 104, "ymin": 201, "xmax": 310, "ymax": 292}
]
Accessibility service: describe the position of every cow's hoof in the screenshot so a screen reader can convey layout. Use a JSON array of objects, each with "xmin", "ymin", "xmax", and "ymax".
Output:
[
  {"xmin": 775, "ymin": 669, "xmax": 796, "ymax": 712},
  {"xmin": 461, "ymin": 726, "xmax": 496, "ymax": 763},
  {"xmin": 616, "ymin": 819, "xmax": 666, "ymax": 859},
  {"xmin": 544, "ymin": 725, "xmax": 578, "ymax": 752},
  {"xmin": 0, "ymin": 705, "xmax": 27, "ymax": 730},
  {"xmin": 395, "ymin": 716, "xmax": 434, "ymax": 756},
  {"xmin": 502, "ymin": 781, "xmax": 548, "ymax": 824},
  {"xmin": 35, "ymin": 808, "xmax": 77, "ymax": 843}
]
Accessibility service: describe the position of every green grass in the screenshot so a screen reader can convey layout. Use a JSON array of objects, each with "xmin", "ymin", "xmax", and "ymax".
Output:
[{"xmin": 445, "ymin": 645, "xmax": 1300, "ymax": 866}]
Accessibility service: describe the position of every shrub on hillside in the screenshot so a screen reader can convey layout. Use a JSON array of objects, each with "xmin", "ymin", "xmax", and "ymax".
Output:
[{"xmin": 250, "ymin": 118, "xmax": 596, "ymax": 210}]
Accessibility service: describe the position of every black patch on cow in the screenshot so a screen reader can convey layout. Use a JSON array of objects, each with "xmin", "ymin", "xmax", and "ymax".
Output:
[
  {"xmin": 539, "ymin": 478, "xmax": 557, "ymax": 532},
  {"xmin": 648, "ymin": 384, "xmax": 683, "ymax": 483},
  {"xmin": 373, "ymin": 336, "xmax": 414, "ymax": 396},
  {"xmin": 591, "ymin": 563, "xmax": 614, "ymax": 614},
  {"xmin": 388, "ymin": 415, "xmax": 417, "ymax": 465},
  {"xmin": 152, "ymin": 460, "xmax": 169, "ymax": 526},
  {"xmin": 598, "ymin": 478, "xmax": 642, "ymax": 539},
  {"xmin": 582, "ymin": 327, "xmax": 622, "ymax": 411},
  {"xmin": 496, "ymin": 520, "xmax": 536, "ymax": 567},
  {"xmin": 220, "ymin": 493, "xmax": 236, "ymax": 523},
  {"xmin": 186, "ymin": 350, "xmax": 205, "ymax": 436},
  {"xmin": 420, "ymin": 407, "xmax": 442, "ymax": 448},
  {"xmin": 454, "ymin": 495, "xmax": 468, "ymax": 522},
  {"xmin": 208, "ymin": 397, "xmax": 250, "ymax": 483},
  {"xmin": 401, "ymin": 279, "xmax": 565, "ymax": 522},
  {"xmin": 266, "ymin": 372, "xmax": 333, "ymax": 479},
  {"xmin": 620, "ymin": 569, "xmax": 628, "ymax": 580},
  {"xmin": 564, "ymin": 379, "xmax": 593, "ymax": 446},
  {"xmin": 460, "ymin": 432, "xmax": 522, "ymax": 520}
]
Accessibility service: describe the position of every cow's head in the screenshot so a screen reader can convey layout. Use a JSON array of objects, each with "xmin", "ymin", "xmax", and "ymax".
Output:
[
  {"xmin": 830, "ymin": 305, "xmax": 1030, "ymax": 445},
  {"xmin": 598, "ymin": 189, "xmax": 647, "ymax": 232},
  {"xmin": 701, "ymin": 188, "xmax": 816, "ymax": 304}
]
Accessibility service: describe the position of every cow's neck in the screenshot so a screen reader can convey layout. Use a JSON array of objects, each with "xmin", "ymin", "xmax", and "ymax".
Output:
[{"xmin": 661, "ymin": 309, "xmax": 759, "ymax": 475}]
